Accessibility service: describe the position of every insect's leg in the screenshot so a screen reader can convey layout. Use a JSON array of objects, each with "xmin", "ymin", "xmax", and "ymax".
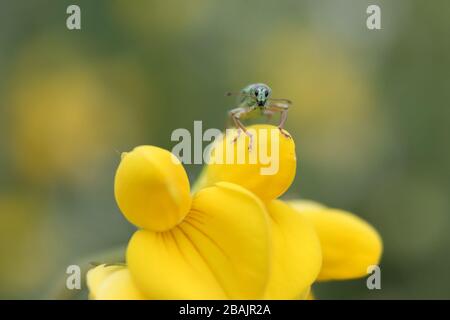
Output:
[
  {"xmin": 267, "ymin": 102, "xmax": 291, "ymax": 138},
  {"xmin": 229, "ymin": 107, "xmax": 245, "ymax": 140},
  {"xmin": 268, "ymin": 98, "xmax": 292, "ymax": 104},
  {"xmin": 279, "ymin": 109, "xmax": 288, "ymax": 129},
  {"xmin": 229, "ymin": 107, "xmax": 254, "ymax": 150}
]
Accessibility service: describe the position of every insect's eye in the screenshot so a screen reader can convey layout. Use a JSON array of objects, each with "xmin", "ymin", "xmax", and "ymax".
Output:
[
  {"xmin": 254, "ymin": 90, "xmax": 258, "ymax": 96},
  {"xmin": 264, "ymin": 91, "xmax": 269, "ymax": 97}
]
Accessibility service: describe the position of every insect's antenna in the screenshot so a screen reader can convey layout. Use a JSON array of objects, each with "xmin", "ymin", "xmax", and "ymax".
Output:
[
  {"xmin": 269, "ymin": 98, "xmax": 293, "ymax": 104},
  {"xmin": 225, "ymin": 91, "xmax": 242, "ymax": 97},
  {"xmin": 225, "ymin": 91, "xmax": 253, "ymax": 98}
]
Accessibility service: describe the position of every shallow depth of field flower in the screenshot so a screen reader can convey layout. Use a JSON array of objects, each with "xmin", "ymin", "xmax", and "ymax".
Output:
[{"xmin": 87, "ymin": 124, "xmax": 382, "ymax": 299}]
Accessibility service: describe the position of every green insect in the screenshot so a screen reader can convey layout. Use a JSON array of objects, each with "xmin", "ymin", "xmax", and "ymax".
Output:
[{"xmin": 227, "ymin": 83, "xmax": 292, "ymax": 149}]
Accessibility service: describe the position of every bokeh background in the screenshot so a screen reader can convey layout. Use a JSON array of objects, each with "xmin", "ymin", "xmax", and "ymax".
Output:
[{"xmin": 0, "ymin": 0, "xmax": 449, "ymax": 299}]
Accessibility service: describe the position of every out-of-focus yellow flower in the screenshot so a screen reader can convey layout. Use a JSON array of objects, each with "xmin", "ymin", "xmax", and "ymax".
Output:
[
  {"xmin": 0, "ymin": 195, "xmax": 65, "ymax": 296},
  {"xmin": 111, "ymin": 0, "xmax": 212, "ymax": 38},
  {"xmin": 9, "ymin": 67, "xmax": 108, "ymax": 184},
  {"xmin": 6, "ymin": 37, "xmax": 147, "ymax": 186}
]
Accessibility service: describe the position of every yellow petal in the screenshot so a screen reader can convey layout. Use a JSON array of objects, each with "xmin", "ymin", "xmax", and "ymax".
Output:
[
  {"xmin": 263, "ymin": 200, "xmax": 322, "ymax": 299},
  {"xmin": 295, "ymin": 286, "xmax": 313, "ymax": 300},
  {"xmin": 87, "ymin": 264, "xmax": 145, "ymax": 300},
  {"xmin": 306, "ymin": 289, "xmax": 315, "ymax": 300},
  {"xmin": 196, "ymin": 124, "xmax": 296, "ymax": 201},
  {"xmin": 86, "ymin": 264, "xmax": 121, "ymax": 299},
  {"xmin": 127, "ymin": 182, "xmax": 270, "ymax": 299},
  {"xmin": 289, "ymin": 200, "xmax": 383, "ymax": 281},
  {"xmin": 287, "ymin": 199, "xmax": 325, "ymax": 211},
  {"xmin": 114, "ymin": 146, "xmax": 191, "ymax": 232}
]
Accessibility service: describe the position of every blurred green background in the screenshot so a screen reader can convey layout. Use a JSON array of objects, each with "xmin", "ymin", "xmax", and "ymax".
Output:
[{"xmin": 0, "ymin": 0, "xmax": 449, "ymax": 299}]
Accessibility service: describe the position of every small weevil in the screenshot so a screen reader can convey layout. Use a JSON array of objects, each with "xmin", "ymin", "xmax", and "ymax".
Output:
[{"xmin": 227, "ymin": 83, "xmax": 291, "ymax": 149}]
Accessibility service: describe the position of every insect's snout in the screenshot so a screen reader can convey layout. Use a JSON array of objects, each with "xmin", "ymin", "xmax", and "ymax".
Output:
[{"xmin": 255, "ymin": 88, "xmax": 269, "ymax": 106}]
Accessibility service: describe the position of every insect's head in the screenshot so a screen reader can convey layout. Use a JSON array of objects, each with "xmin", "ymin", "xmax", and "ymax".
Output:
[{"xmin": 252, "ymin": 83, "xmax": 271, "ymax": 107}]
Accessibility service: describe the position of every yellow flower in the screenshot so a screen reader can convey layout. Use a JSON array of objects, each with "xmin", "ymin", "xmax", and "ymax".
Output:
[
  {"xmin": 90, "ymin": 145, "xmax": 272, "ymax": 299},
  {"xmin": 194, "ymin": 124, "xmax": 382, "ymax": 297},
  {"xmin": 194, "ymin": 124, "xmax": 323, "ymax": 299},
  {"xmin": 289, "ymin": 200, "xmax": 383, "ymax": 281},
  {"xmin": 114, "ymin": 146, "xmax": 192, "ymax": 232},
  {"xmin": 88, "ymin": 125, "xmax": 382, "ymax": 299},
  {"xmin": 200, "ymin": 124, "xmax": 296, "ymax": 200},
  {"xmin": 87, "ymin": 264, "xmax": 145, "ymax": 300}
]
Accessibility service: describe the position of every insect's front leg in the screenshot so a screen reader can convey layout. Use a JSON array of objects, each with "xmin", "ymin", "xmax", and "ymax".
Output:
[
  {"xmin": 267, "ymin": 102, "xmax": 291, "ymax": 138},
  {"xmin": 228, "ymin": 107, "xmax": 254, "ymax": 150}
]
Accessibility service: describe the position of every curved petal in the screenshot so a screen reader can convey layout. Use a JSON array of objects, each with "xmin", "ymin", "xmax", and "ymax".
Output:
[
  {"xmin": 196, "ymin": 124, "xmax": 296, "ymax": 201},
  {"xmin": 87, "ymin": 264, "xmax": 145, "ymax": 300},
  {"xmin": 306, "ymin": 289, "xmax": 315, "ymax": 300},
  {"xmin": 263, "ymin": 200, "xmax": 322, "ymax": 299},
  {"xmin": 115, "ymin": 146, "xmax": 191, "ymax": 232},
  {"xmin": 127, "ymin": 182, "xmax": 271, "ymax": 299},
  {"xmin": 289, "ymin": 200, "xmax": 383, "ymax": 281},
  {"xmin": 294, "ymin": 286, "xmax": 313, "ymax": 300}
]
